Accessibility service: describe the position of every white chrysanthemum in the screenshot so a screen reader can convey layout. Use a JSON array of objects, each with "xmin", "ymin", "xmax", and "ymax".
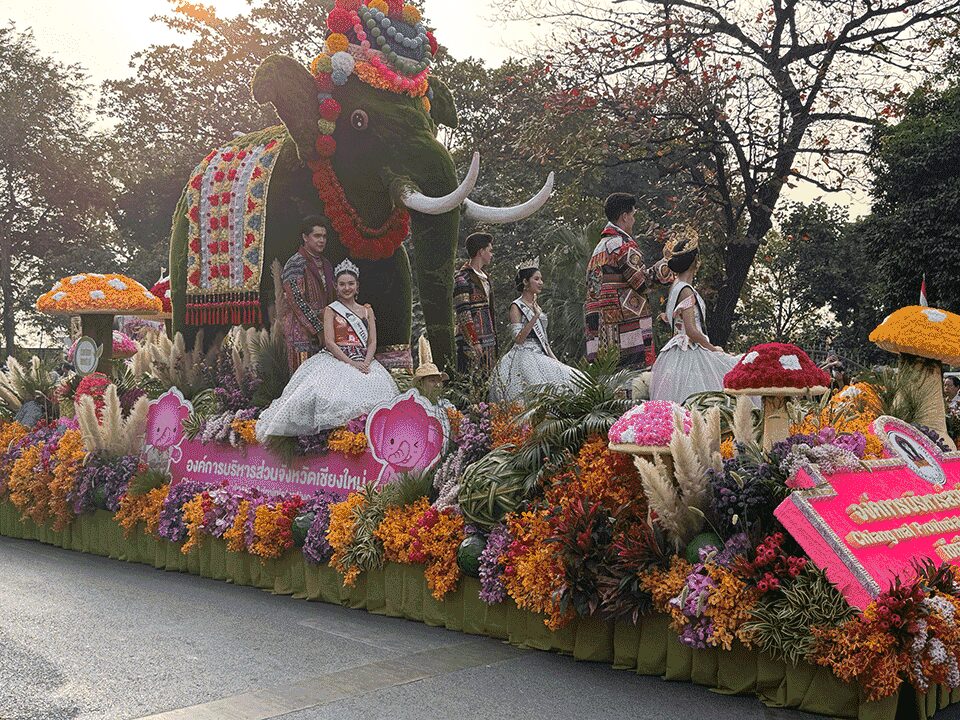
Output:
[
  {"xmin": 331, "ymin": 51, "xmax": 355, "ymax": 75},
  {"xmin": 922, "ymin": 308, "xmax": 947, "ymax": 323},
  {"xmin": 70, "ymin": 275, "xmax": 87, "ymax": 284},
  {"xmin": 90, "ymin": 273, "xmax": 105, "ymax": 278},
  {"xmin": 779, "ymin": 354, "xmax": 802, "ymax": 371},
  {"xmin": 108, "ymin": 278, "xmax": 128, "ymax": 291},
  {"xmin": 52, "ymin": 291, "xmax": 67, "ymax": 301},
  {"xmin": 742, "ymin": 351, "xmax": 759, "ymax": 364},
  {"xmin": 89, "ymin": 290, "xmax": 106, "ymax": 300}
]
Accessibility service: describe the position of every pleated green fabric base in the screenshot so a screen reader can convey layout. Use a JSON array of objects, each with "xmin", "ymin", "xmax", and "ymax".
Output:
[{"xmin": 2, "ymin": 501, "xmax": 957, "ymax": 720}]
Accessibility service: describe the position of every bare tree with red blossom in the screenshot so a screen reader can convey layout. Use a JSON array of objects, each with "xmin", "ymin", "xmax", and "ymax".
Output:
[{"xmin": 504, "ymin": 0, "xmax": 960, "ymax": 345}]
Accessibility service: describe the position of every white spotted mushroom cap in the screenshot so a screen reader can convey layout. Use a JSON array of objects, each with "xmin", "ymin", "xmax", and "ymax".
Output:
[
  {"xmin": 36, "ymin": 273, "xmax": 163, "ymax": 315},
  {"xmin": 869, "ymin": 305, "xmax": 960, "ymax": 366},
  {"xmin": 723, "ymin": 342, "xmax": 831, "ymax": 396}
]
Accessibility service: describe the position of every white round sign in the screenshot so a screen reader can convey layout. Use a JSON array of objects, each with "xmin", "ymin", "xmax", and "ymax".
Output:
[{"xmin": 73, "ymin": 336, "xmax": 102, "ymax": 375}]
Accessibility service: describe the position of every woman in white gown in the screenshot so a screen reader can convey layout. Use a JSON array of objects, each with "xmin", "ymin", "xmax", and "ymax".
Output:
[
  {"xmin": 256, "ymin": 259, "xmax": 398, "ymax": 439},
  {"xmin": 490, "ymin": 261, "xmax": 579, "ymax": 403},
  {"xmin": 649, "ymin": 233, "xmax": 740, "ymax": 404}
]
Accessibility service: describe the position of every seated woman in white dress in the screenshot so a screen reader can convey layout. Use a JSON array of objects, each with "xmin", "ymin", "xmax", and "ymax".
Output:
[
  {"xmin": 489, "ymin": 260, "xmax": 579, "ymax": 403},
  {"xmin": 256, "ymin": 259, "xmax": 398, "ymax": 439},
  {"xmin": 649, "ymin": 233, "xmax": 740, "ymax": 405}
]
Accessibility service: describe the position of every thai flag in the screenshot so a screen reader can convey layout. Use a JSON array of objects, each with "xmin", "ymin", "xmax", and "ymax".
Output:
[{"xmin": 920, "ymin": 275, "xmax": 928, "ymax": 307}]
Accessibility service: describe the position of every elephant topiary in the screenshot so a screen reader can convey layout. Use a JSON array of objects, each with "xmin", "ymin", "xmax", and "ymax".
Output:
[{"xmin": 169, "ymin": 0, "xmax": 553, "ymax": 370}]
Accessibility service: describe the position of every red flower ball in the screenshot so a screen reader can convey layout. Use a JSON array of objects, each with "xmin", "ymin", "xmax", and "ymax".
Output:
[
  {"xmin": 319, "ymin": 97, "xmax": 342, "ymax": 121},
  {"xmin": 316, "ymin": 74, "xmax": 335, "ymax": 93},
  {"xmin": 426, "ymin": 30, "xmax": 438, "ymax": 56},
  {"xmin": 327, "ymin": 7, "xmax": 353, "ymax": 33},
  {"xmin": 386, "ymin": 0, "xmax": 403, "ymax": 16},
  {"xmin": 336, "ymin": 0, "xmax": 361, "ymax": 9},
  {"xmin": 315, "ymin": 134, "xmax": 337, "ymax": 157}
]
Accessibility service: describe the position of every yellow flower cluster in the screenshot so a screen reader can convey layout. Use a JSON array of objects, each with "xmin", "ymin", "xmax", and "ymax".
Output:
[
  {"xmin": 490, "ymin": 403, "xmax": 530, "ymax": 449},
  {"xmin": 180, "ymin": 494, "xmax": 207, "ymax": 554},
  {"xmin": 327, "ymin": 492, "xmax": 367, "ymax": 586},
  {"xmin": 810, "ymin": 622, "xmax": 905, "ymax": 701},
  {"xmin": 375, "ymin": 497, "xmax": 430, "ymax": 563},
  {"xmin": 230, "ymin": 419, "xmax": 259, "ymax": 446},
  {"xmin": 720, "ymin": 437, "xmax": 735, "ymax": 460},
  {"xmin": 708, "ymin": 567, "xmax": 758, "ymax": 650},
  {"xmin": 8, "ymin": 444, "xmax": 52, "ymax": 525},
  {"xmin": 501, "ymin": 508, "xmax": 571, "ymax": 630},
  {"xmin": 250, "ymin": 502, "xmax": 293, "ymax": 559},
  {"xmin": 416, "ymin": 509, "xmax": 465, "ymax": 600},
  {"xmin": 224, "ymin": 499, "xmax": 250, "ymax": 552},
  {"xmin": 326, "ymin": 33, "xmax": 349, "ymax": 54},
  {"xmin": 49, "ymin": 430, "xmax": 86, "ymax": 530},
  {"xmin": 328, "ymin": 429, "xmax": 368, "ymax": 456},
  {"xmin": 791, "ymin": 385, "xmax": 885, "ymax": 459},
  {"xmin": 0, "ymin": 422, "xmax": 28, "ymax": 478},
  {"xmin": 115, "ymin": 485, "xmax": 169, "ymax": 538},
  {"xmin": 639, "ymin": 557, "xmax": 694, "ymax": 622},
  {"xmin": 544, "ymin": 435, "xmax": 645, "ymax": 515}
]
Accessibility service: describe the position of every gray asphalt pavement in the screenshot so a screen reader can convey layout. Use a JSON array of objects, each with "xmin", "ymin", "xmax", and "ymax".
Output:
[{"xmin": 0, "ymin": 534, "xmax": 952, "ymax": 720}]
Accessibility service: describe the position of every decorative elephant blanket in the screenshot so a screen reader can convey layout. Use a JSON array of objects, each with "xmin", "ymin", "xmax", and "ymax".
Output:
[{"xmin": 184, "ymin": 131, "xmax": 283, "ymax": 325}]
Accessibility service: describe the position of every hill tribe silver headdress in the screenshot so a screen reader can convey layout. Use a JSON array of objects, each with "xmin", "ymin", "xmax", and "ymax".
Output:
[
  {"xmin": 334, "ymin": 258, "xmax": 361, "ymax": 278},
  {"xmin": 516, "ymin": 257, "xmax": 540, "ymax": 272}
]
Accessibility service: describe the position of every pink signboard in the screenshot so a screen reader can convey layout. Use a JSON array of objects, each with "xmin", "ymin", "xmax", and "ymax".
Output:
[
  {"xmin": 143, "ymin": 388, "xmax": 449, "ymax": 498},
  {"xmin": 775, "ymin": 416, "xmax": 960, "ymax": 608}
]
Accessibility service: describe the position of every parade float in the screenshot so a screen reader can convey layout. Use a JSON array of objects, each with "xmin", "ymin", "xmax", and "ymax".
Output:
[{"xmin": 5, "ymin": 3, "xmax": 960, "ymax": 720}]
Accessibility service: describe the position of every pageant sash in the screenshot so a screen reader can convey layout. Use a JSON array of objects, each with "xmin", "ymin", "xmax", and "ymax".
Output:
[{"xmin": 329, "ymin": 301, "xmax": 369, "ymax": 349}]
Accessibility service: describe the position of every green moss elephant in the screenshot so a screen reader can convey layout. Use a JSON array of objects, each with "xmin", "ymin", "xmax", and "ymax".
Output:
[{"xmin": 169, "ymin": 50, "xmax": 553, "ymax": 370}]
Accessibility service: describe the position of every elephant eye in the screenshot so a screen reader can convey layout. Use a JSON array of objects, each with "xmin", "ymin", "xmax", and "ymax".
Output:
[
  {"xmin": 350, "ymin": 109, "xmax": 369, "ymax": 131},
  {"xmin": 390, "ymin": 438, "xmax": 395, "ymax": 445}
]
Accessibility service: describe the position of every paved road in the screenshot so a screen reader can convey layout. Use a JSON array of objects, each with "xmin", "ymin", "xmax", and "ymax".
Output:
[{"xmin": 0, "ymin": 534, "xmax": 952, "ymax": 720}]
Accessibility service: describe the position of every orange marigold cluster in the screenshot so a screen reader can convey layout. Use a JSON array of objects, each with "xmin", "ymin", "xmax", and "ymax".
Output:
[
  {"xmin": 327, "ymin": 492, "xmax": 367, "ymax": 586},
  {"xmin": 408, "ymin": 506, "xmax": 465, "ymax": 600},
  {"xmin": 501, "ymin": 508, "xmax": 572, "ymax": 630},
  {"xmin": 48, "ymin": 429, "xmax": 86, "ymax": 530},
  {"xmin": 116, "ymin": 485, "xmax": 169, "ymax": 538},
  {"xmin": 224, "ymin": 499, "xmax": 251, "ymax": 552},
  {"xmin": 8, "ymin": 443, "xmax": 53, "ymax": 524},
  {"xmin": 545, "ymin": 435, "xmax": 645, "ymax": 514},
  {"xmin": 375, "ymin": 497, "xmax": 431, "ymax": 563},
  {"xmin": 328, "ymin": 429, "xmax": 368, "ymax": 455},
  {"xmin": 0, "ymin": 422, "xmax": 29, "ymax": 480},
  {"xmin": 490, "ymin": 403, "xmax": 531, "ymax": 448},
  {"xmin": 181, "ymin": 493, "xmax": 208, "ymax": 554},
  {"xmin": 230, "ymin": 419, "xmax": 259, "ymax": 446},
  {"xmin": 249, "ymin": 497, "xmax": 303, "ymax": 559}
]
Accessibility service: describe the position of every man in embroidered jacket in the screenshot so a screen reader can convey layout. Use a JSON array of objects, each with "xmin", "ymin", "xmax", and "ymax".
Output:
[
  {"xmin": 281, "ymin": 216, "xmax": 336, "ymax": 372},
  {"xmin": 454, "ymin": 232, "xmax": 498, "ymax": 374},
  {"xmin": 584, "ymin": 193, "xmax": 657, "ymax": 368}
]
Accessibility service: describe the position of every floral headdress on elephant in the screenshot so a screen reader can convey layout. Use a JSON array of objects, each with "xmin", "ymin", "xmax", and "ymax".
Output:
[{"xmin": 290, "ymin": 0, "xmax": 452, "ymax": 261}]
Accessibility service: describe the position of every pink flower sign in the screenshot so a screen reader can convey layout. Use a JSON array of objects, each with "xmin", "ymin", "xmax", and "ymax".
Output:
[
  {"xmin": 775, "ymin": 416, "xmax": 960, "ymax": 608},
  {"xmin": 143, "ymin": 388, "xmax": 449, "ymax": 498}
]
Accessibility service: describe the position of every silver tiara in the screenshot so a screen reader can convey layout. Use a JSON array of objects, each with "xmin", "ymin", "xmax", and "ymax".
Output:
[
  {"xmin": 516, "ymin": 257, "xmax": 540, "ymax": 272},
  {"xmin": 334, "ymin": 258, "xmax": 360, "ymax": 278}
]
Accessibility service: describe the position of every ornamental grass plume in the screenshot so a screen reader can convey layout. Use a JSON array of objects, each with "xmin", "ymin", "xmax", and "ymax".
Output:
[
  {"xmin": 634, "ymin": 455, "xmax": 700, "ymax": 549},
  {"xmin": 76, "ymin": 385, "xmax": 150, "ymax": 458}
]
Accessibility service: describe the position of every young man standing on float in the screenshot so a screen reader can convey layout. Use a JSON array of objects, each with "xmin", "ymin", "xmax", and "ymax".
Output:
[
  {"xmin": 280, "ymin": 215, "xmax": 337, "ymax": 373},
  {"xmin": 584, "ymin": 193, "xmax": 659, "ymax": 369},
  {"xmin": 454, "ymin": 232, "xmax": 498, "ymax": 375}
]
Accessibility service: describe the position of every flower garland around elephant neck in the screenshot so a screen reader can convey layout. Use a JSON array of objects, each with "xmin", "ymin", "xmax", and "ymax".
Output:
[{"xmin": 309, "ymin": 158, "xmax": 410, "ymax": 261}]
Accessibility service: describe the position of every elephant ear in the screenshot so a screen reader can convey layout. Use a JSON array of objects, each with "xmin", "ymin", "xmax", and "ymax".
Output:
[
  {"xmin": 428, "ymin": 77, "xmax": 458, "ymax": 129},
  {"xmin": 252, "ymin": 54, "xmax": 319, "ymax": 162}
]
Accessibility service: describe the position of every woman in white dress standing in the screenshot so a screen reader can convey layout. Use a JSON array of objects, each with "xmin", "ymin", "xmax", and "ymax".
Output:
[
  {"xmin": 490, "ymin": 259, "xmax": 579, "ymax": 403},
  {"xmin": 649, "ymin": 233, "xmax": 740, "ymax": 404},
  {"xmin": 257, "ymin": 259, "xmax": 398, "ymax": 439}
]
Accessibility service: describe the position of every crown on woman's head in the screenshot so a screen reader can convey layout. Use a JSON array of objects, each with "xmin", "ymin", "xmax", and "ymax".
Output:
[
  {"xmin": 516, "ymin": 257, "xmax": 540, "ymax": 272},
  {"xmin": 662, "ymin": 227, "xmax": 700, "ymax": 261},
  {"xmin": 335, "ymin": 258, "xmax": 361, "ymax": 278}
]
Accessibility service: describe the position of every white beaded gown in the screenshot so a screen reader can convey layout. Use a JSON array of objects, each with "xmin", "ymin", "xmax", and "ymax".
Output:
[
  {"xmin": 256, "ymin": 307, "xmax": 398, "ymax": 439},
  {"xmin": 489, "ymin": 298, "xmax": 580, "ymax": 403},
  {"xmin": 649, "ymin": 281, "xmax": 740, "ymax": 404}
]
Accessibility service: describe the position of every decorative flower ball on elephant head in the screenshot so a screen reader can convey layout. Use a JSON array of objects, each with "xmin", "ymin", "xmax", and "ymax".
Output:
[{"xmin": 169, "ymin": 0, "xmax": 554, "ymax": 370}]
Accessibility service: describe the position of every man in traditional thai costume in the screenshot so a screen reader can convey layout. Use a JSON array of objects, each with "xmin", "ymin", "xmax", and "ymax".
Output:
[
  {"xmin": 585, "ymin": 193, "xmax": 657, "ymax": 368},
  {"xmin": 280, "ymin": 215, "xmax": 336, "ymax": 373},
  {"xmin": 454, "ymin": 232, "xmax": 498, "ymax": 374}
]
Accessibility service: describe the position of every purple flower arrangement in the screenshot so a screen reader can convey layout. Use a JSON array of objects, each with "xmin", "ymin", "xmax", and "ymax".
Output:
[
  {"xmin": 301, "ymin": 491, "xmax": 338, "ymax": 564},
  {"xmin": 70, "ymin": 454, "xmax": 141, "ymax": 514},
  {"xmin": 158, "ymin": 479, "xmax": 214, "ymax": 542},
  {"xmin": 297, "ymin": 429, "xmax": 332, "ymax": 456},
  {"xmin": 669, "ymin": 567, "xmax": 716, "ymax": 649},
  {"xmin": 207, "ymin": 353, "xmax": 262, "ymax": 412},
  {"xmin": 198, "ymin": 408, "xmax": 258, "ymax": 447},
  {"xmin": 478, "ymin": 523, "xmax": 511, "ymax": 604}
]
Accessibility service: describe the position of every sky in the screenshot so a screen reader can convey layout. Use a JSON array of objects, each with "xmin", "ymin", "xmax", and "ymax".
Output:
[{"xmin": 0, "ymin": 0, "xmax": 869, "ymax": 216}]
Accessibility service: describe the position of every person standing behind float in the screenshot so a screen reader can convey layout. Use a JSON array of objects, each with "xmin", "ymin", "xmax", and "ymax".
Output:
[
  {"xmin": 585, "ymin": 193, "xmax": 657, "ymax": 368},
  {"xmin": 256, "ymin": 259, "xmax": 398, "ymax": 440},
  {"xmin": 454, "ymin": 232, "xmax": 498, "ymax": 374},
  {"xmin": 280, "ymin": 215, "xmax": 336, "ymax": 373},
  {"xmin": 490, "ymin": 260, "xmax": 580, "ymax": 403},
  {"xmin": 649, "ymin": 231, "xmax": 740, "ymax": 404}
]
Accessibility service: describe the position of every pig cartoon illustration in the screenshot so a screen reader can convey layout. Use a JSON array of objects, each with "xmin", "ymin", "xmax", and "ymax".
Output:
[
  {"xmin": 366, "ymin": 390, "xmax": 448, "ymax": 481},
  {"xmin": 143, "ymin": 388, "xmax": 193, "ymax": 472}
]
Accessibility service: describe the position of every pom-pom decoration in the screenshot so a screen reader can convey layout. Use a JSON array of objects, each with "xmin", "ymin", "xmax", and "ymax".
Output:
[
  {"xmin": 326, "ymin": 33, "xmax": 350, "ymax": 54},
  {"xmin": 327, "ymin": 7, "xmax": 354, "ymax": 33},
  {"xmin": 150, "ymin": 277, "xmax": 172, "ymax": 313}
]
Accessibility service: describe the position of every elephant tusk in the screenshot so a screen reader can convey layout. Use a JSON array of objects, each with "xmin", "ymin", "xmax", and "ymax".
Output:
[
  {"xmin": 463, "ymin": 172, "xmax": 555, "ymax": 224},
  {"xmin": 399, "ymin": 152, "xmax": 480, "ymax": 215}
]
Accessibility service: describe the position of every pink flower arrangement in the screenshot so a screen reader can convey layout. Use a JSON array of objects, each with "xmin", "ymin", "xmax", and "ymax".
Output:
[{"xmin": 608, "ymin": 401, "xmax": 690, "ymax": 447}]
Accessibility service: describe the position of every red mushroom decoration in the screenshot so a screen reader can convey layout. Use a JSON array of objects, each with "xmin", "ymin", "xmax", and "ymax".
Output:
[
  {"xmin": 150, "ymin": 276, "xmax": 172, "ymax": 318},
  {"xmin": 723, "ymin": 342, "xmax": 830, "ymax": 450}
]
